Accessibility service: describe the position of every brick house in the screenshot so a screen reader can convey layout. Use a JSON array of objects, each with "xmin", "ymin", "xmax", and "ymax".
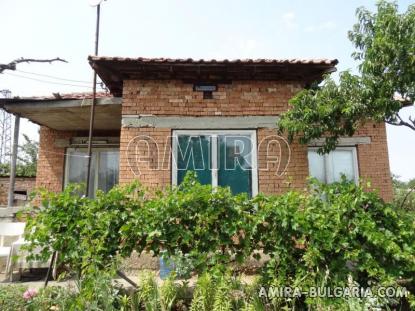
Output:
[{"xmin": 0, "ymin": 57, "xmax": 393, "ymax": 201}]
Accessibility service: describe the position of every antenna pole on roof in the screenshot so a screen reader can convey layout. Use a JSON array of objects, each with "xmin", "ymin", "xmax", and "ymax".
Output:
[{"xmin": 85, "ymin": 2, "xmax": 101, "ymax": 197}]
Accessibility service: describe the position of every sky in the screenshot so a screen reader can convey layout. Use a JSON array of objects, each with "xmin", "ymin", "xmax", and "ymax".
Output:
[{"xmin": 0, "ymin": 0, "xmax": 414, "ymax": 181}]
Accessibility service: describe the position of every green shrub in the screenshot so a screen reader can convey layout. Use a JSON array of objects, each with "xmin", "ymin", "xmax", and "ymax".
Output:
[
  {"xmin": 190, "ymin": 273, "xmax": 215, "ymax": 311},
  {"xmin": 0, "ymin": 285, "xmax": 26, "ymax": 311},
  {"xmin": 22, "ymin": 172, "xmax": 415, "ymax": 309},
  {"xmin": 139, "ymin": 272, "xmax": 161, "ymax": 311},
  {"xmin": 212, "ymin": 276, "xmax": 232, "ymax": 311},
  {"xmin": 122, "ymin": 172, "xmax": 255, "ymax": 273},
  {"xmin": 28, "ymin": 286, "xmax": 76, "ymax": 311},
  {"xmin": 24, "ymin": 182, "xmax": 144, "ymax": 274},
  {"xmin": 254, "ymin": 178, "xmax": 415, "ymax": 309},
  {"xmin": 73, "ymin": 267, "xmax": 121, "ymax": 310},
  {"xmin": 159, "ymin": 275, "xmax": 179, "ymax": 311},
  {"xmin": 190, "ymin": 270, "xmax": 244, "ymax": 311},
  {"xmin": 134, "ymin": 272, "xmax": 183, "ymax": 311},
  {"xmin": 0, "ymin": 285, "xmax": 77, "ymax": 311}
]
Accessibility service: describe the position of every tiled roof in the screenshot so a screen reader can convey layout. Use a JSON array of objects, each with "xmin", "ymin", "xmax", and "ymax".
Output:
[
  {"xmin": 89, "ymin": 56, "xmax": 338, "ymax": 66},
  {"xmin": 89, "ymin": 56, "xmax": 338, "ymax": 97}
]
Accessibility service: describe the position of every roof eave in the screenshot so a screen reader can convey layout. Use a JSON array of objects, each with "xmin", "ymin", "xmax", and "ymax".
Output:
[
  {"xmin": 0, "ymin": 97, "xmax": 122, "ymax": 131},
  {"xmin": 89, "ymin": 56, "xmax": 338, "ymax": 97}
]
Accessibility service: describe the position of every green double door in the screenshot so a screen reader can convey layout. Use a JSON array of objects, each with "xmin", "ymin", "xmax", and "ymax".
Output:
[{"xmin": 175, "ymin": 132, "xmax": 255, "ymax": 197}]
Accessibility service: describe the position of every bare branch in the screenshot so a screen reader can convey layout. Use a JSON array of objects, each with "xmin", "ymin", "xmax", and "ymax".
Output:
[
  {"xmin": 400, "ymin": 187, "xmax": 415, "ymax": 210},
  {"xmin": 0, "ymin": 57, "xmax": 68, "ymax": 73},
  {"xmin": 401, "ymin": 100, "xmax": 414, "ymax": 108},
  {"xmin": 395, "ymin": 113, "xmax": 415, "ymax": 131},
  {"xmin": 385, "ymin": 120, "xmax": 397, "ymax": 126}
]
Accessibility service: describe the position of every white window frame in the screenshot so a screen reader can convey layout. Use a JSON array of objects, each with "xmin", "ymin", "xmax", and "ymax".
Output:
[
  {"xmin": 172, "ymin": 130, "xmax": 258, "ymax": 196},
  {"xmin": 64, "ymin": 147, "xmax": 120, "ymax": 195},
  {"xmin": 308, "ymin": 146, "xmax": 359, "ymax": 184}
]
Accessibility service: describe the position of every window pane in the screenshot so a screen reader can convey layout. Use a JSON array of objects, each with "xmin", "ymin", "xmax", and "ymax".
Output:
[
  {"xmin": 177, "ymin": 135, "xmax": 211, "ymax": 185},
  {"xmin": 67, "ymin": 150, "xmax": 96, "ymax": 196},
  {"xmin": 308, "ymin": 148, "xmax": 357, "ymax": 184},
  {"xmin": 329, "ymin": 150, "xmax": 355, "ymax": 182},
  {"xmin": 98, "ymin": 151, "xmax": 119, "ymax": 193},
  {"xmin": 308, "ymin": 150, "xmax": 326, "ymax": 183},
  {"xmin": 218, "ymin": 135, "xmax": 252, "ymax": 197}
]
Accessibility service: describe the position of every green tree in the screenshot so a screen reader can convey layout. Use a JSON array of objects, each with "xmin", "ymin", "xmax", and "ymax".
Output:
[
  {"xmin": 279, "ymin": 1, "xmax": 415, "ymax": 153},
  {"xmin": 393, "ymin": 175, "xmax": 415, "ymax": 211},
  {"xmin": 16, "ymin": 134, "xmax": 39, "ymax": 177},
  {"xmin": 0, "ymin": 134, "xmax": 39, "ymax": 177}
]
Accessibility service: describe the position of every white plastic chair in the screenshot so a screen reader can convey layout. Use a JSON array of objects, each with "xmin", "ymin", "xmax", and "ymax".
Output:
[{"xmin": 0, "ymin": 222, "xmax": 26, "ymax": 274}]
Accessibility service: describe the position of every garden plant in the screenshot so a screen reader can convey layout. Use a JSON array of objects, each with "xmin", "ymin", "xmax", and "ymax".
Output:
[{"xmin": 2, "ymin": 172, "xmax": 410, "ymax": 310}]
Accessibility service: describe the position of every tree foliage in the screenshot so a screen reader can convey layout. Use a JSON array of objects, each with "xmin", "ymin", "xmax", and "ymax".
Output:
[
  {"xmin": 0, "ymin": 134, "xmax": 39, "ymax": 177},
  {"xmin": 279, "ymin": 0, "xmax": 415, "ymax": 153},
  {"xmin": 16, "ymin": 134, "xmax": 39, "ymax": 177},
  {"xmin": 393, "ymin": 175, "xmax": 415, "ymax": 212}
]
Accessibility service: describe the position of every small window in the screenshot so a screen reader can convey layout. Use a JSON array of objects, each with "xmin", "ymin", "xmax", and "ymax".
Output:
[
  {"xmin": 64, "ymin": 148, "xmax": 119, "ymax": 197},
  {"xmin": 172, "ymin": 130, "xmax": 258, "ymax": 197},
  {"xmin": 307, "ymin": 147, "xmax": 358, "ymax": 184}
]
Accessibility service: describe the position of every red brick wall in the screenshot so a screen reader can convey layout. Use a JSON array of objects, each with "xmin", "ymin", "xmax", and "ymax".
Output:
[
  {"xmin": 34, "ymin": 79, "xmax": 393, "ymax": 202},
  {"xmin": 35, "ymin": 127, "xmax": 121, "ymax": 193},
  {"xmin": 36, "ymin": 127, "xmax": 73, "ymax": 192},
  {"xmin": 355, "ymin": 122, "xmax": 393, "ymax": 201},
  {"xmin": 122, "ymin": 80, "xmax": 303, "ymax": 116},
  {"xmin": 120, "ymin": 127, "xmax": 171, "ymax": 191},
  {"xmin": 119, "ymin": 125, "xmax": 393, "ymax": 201},
  {"xmin": 257, "ymin": 124, "xmax": 393, "ymax": 201},
  {"xmin": 119, "ymin": 79, "xmax": 393, "ymax": 201},
  {"xmin": 0, "ymin": 177, "xmax": 36, "ymax": 206},
  {"xmin": 257, "ymin": 129, "xmax": 309, "ymax": 194}
]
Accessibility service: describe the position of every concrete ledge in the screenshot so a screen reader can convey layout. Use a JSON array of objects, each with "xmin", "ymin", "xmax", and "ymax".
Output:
[
  {"xmin": 309, "ymin": 136, "xmax": 371, "ymax": 146},
  {"xmin": 0, "ymin": 207, "xmax": 24, "ymax": 218},
  {"xmin": 122, "ymin": 115, "xmax": 279, "ymax": 129},
  {"xmin": 3, "ymin": 97, "xmax": 122, "ymax": 110}
]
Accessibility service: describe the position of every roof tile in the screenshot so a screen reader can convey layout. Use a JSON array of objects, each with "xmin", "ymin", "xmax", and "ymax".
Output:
[
  {"xmin": 88, "ymin": 56, "xmax": 338, "ymax": 66},
  {"xmin": 10, "ymin": 92, "xmax": 111, "ymax": 101}
]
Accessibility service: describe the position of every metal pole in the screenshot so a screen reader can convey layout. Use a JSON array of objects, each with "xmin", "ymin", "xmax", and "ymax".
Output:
[
  {"xmin": 85, "ymin": 4, "xmax": 101, "ymax": 197},
  {"xmin": 45, "ymin": 3, "xmax": 102, "ymax": 288},
  {"xmin": 44, "ymin": 2, "xmax": 101, "ymax": 288},
  {"xmin": 44, "ymin": 251, "xmax": 56, "ymax": 288},
  {"xmin": 7, "ymin": 115, "xmax": 19, "ymax": 207}
]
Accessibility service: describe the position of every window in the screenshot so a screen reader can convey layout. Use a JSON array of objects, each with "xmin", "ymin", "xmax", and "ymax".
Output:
[
  {"xmin": 64, "ymin": 148, "xmax": 119, "ymax": 197},
  {"xmin": 172, "ymin": 130, "xmax": 258, "ymax": 197},
  {"xmin": 307, "ymin": 147, "xmax": 358, "ymax": 184}
]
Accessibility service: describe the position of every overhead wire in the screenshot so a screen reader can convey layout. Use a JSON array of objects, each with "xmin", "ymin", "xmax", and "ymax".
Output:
[
  {"xmin": 3, "ymin": 72, "xmax": 92, "ymax": 89},
  {"xmin": 4, "ymin": 71, "xmax": 108, "ymax": 91},
  {"xmin": 15, "ymin": 69, "xmax": 92, "ymax": 84}
]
